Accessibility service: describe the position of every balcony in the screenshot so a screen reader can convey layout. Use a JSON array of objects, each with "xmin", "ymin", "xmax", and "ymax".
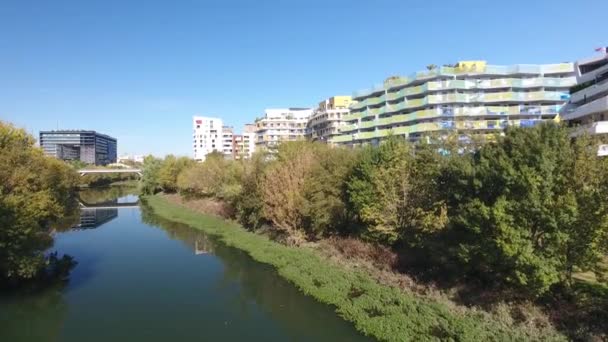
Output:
[{"xmin": 570, "ymin": 121, "xmax": 608, "ymax": 136}]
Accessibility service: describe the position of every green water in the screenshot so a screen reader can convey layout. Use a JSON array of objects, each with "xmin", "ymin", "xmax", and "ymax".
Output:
[{"xmin": 0, "ymin": 188, "xmax": 370, "ymax": 342}]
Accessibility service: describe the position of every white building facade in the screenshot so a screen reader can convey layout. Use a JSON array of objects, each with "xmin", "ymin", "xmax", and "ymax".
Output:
[
  {"xmin": 221, "ymin": 126, "xmax": 234, "ymax": 159},
  {"xmin": 561, "ymin": 53, "xmax": 608, "ymax": 137},
  {"xmin": 193, "ymin": 116, "xmax": 223, "ymax": 161},
  {"xmin": 254, "ymin": 108, "xmax": 313, "ymax": 149}
]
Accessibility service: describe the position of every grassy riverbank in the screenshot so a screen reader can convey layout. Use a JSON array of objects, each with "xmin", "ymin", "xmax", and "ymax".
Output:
[{"xmin": 143, "ymin": 195, "xmax": 565, "ymax": 342}]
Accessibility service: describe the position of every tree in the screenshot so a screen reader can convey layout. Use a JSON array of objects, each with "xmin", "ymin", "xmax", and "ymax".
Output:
[
  {"xmin": 426, "ymin": 64, "xmax": 437, "ymax": 71},
  {"xmin": 451, "ymin": 124, "xmax": 608, "ymax": 296},
  {"xmin": 157, "ymin": 155, "xmax": 194, "ymax": 193},
  {"xmin": 0, "ymin": 121, "xmax": 78, "ymax": 283},
  {"xmin": 347, "ymin": 136, "xmax": 447, "ymax": 245},
  {"xmin": 140, "ymin": 155, "xmax": 163, "ymax": 195}
]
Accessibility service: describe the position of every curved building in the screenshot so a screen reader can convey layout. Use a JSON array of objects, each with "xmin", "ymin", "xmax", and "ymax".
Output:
[{"xmin": 333, "ymin": 61, "xmax": 575, "ymax": 146}]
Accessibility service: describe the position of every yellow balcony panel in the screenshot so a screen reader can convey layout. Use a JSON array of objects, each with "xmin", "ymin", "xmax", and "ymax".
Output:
[
  {"xmin": 376, "ymin": 129, "xmax": 391, "ymax": 137},
  {"xmin": 340, "ymin": 124, "xmax": 358, "ymax": 132},
  {"xmin": 358, "ymin": 131, "xmax": 375, "ymax": 140},
  {"xmin": 384, "ymin": 77, "xmax": 409, "ymax": 90},
  {"xmin": 543, "ymin": 63, "xmax": 574, "ymax": 74},
  {"xmin": 377, "ymin": 117, "xmax": 392, "ymax": 126},
  {"xmin": 330, "ymin": 135, "xmax": 352, "ymax": 143},
  {"xmin": 367, "ymin": 97, "xmax": 384, "ymax": 107},
  {"xmin": 360, "ymin": 121, "xmax": 376, "ymax": 129},
  {"xmin": 390, "ymin": 114, "xmax": 410, "ymax": 125},
  {"xmin": 392, "ymin": 126, "xmax": 410, "ymax": 135}
]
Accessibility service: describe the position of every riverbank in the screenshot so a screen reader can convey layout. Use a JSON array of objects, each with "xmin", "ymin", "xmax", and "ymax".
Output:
[{"xmin": 143, "ymin": 194, "xmax": 566, "ymax": 342}]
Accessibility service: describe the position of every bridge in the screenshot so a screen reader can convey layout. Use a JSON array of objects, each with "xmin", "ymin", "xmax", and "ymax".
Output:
[
  {"xmin": 78, "ymin": 201, "xmax": 140, "ymax": 210},
  {"xmin": 79, "ymin": 168, "xmax": 142, "ymax": 176}
]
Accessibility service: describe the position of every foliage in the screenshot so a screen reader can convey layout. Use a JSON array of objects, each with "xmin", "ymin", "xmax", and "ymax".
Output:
[
  {"xmin": 347, "ymin": 136, "xmax": 448, "ymax": 245},
  {"xmin": 137, "ymin": 125, "xmax": 608, "ymax": 301},
  {"xmin": 232, "ymin": 151, "xmax": 269, "ymax": 230},
  {"xmin": 157, "ymin": 155, "xmax": 195, "ymax": 193},
  {"xmin": 450, "ymin": 124, "xmax": 608, "ymax": 296},
  {"xmin": 260, "ymin": 142, "xmax": 357, "ymax": 241},
  {"xmin": 176, "ymin": 152, "xmax": 244, "ymax": 200},
  {"xmin": 140, "ymin": 155, "xmax": 163, "ymax": 195},
  {"xmin": 0, "ymin": 121, "xmax": 78, "ymax": 283},
  {"xmin": 144, "ymin": 195, "xmax": 566, "ymax": 342}
]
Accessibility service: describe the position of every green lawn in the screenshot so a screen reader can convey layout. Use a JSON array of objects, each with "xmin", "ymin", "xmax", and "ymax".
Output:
[{"xmin": 143, "ymin": 195, "xmax": 566, "ymax": 342}]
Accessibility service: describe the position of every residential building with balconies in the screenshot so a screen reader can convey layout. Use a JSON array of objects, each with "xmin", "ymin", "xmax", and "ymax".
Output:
[
  {"xmin": 193, "ymin": 116, "xmax": 223, "ymax": 161},
  {"xmin": 306, "ymin": 96, "xmax": 353, "ymax": 144},
  {"xmin": 561, "ymin": 53, "xmax": 608, "ymax": 136},
  {"xmin": 333, "ymin": 60, "xmax": 575, "ymax": 146},
  {"xmin": 222, "ymin": 126, "xmax": 234, "ymax": 159},
  {"xmin": 255, "ymin": 108, "xmax": 313, "ymax": 150}
]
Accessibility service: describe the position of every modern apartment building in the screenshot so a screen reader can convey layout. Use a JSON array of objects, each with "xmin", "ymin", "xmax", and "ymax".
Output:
[
  {"xmin": 333, "ymin": 60, "xmax": 575, "ymax": 146},
  {"xmin": 254, "ymin": 108, "xmax": 313, "ymax": 149},
  {"xmin": 39, "ymin": 130, "xmax": 117, "ymax": 165},
  {"xmin": 193, "ymin": 116, "xmax": 223, "ymax": 161},
  {"xmin": 561, "ymin": 53, "xmax": 608, "ymax": 136},
  {"xmin": 306, "ymin": 96, "xmax": 353, "ymax": 144},
  {"xmin": 221, "ymin": 126, "xmax": 234, "ymax": 159},
  {"xmin": 233, "ymin": 124, "xmax": 256, "ymax": 159}
]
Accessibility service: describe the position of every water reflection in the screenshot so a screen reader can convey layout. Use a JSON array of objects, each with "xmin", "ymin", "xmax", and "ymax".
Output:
[
  {"xmin": 140, "ymin": 205, "xmax": 371, "ymax": 342},
  {"xmin": 74, "ymin": 208, "xmax": 119, "ymax": 229},
  {"xmin": 71, "ymin": 186, "xmax": 140, "ymax": 229}
]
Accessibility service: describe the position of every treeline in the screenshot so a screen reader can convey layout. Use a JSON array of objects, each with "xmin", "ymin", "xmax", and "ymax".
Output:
[
  {"xmin": 0, "ymin": 122, "xmax": 79, "ymax": 286},
  {"xmin": 141, "ymin": 123, "xmax": 608, "ymax": 298}
]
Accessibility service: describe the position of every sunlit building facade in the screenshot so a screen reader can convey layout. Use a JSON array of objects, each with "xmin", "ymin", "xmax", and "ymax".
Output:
[
  {"xmin": 254, "ymin": 108, "xmax": 313, "ymax": 150},
  {"xmin": 306, "ymin": 96, "xmax": 353, "ymax": 144},
  {"xmin": 333, "ymin": 61, "xmax": 575, "ymax": 146}
]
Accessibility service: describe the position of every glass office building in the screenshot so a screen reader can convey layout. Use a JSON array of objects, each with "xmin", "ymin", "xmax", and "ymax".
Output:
[{"xmin": 39, "ymin": 130, "xmax": 117, "ymax": 165}]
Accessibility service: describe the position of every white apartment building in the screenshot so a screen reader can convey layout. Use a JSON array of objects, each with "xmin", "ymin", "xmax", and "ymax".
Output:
[
  {"xmin": 561, "ymin": 53, "xmax": 608, "ymax": 137},
  {"xmin": 255, "ymin": 108, "xmax": 313, "ymax": 149},
  {"xmin": 306, "ymin": 96, "xmax": 353, "ymax": 144},
  {"xmin": 222, "ymin": 126, "xmax": 234, "ymax": 159},
  {"xmin": 193, "ymin": 116, "xmax": 223, "ymax": 161},
  {"xmin": 233, "ymin": 124, "xmax": 256, "ymax": 159}
]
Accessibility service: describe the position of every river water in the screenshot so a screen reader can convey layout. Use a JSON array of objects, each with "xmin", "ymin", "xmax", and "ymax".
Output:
[{"xmin": 0, "ymin": 188, "xmax": 370, "ymax": 342}]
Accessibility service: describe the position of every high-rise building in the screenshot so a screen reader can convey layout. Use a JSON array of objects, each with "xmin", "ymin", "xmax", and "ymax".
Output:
[
  {"xmin": 333, "ymin": 61, "xmax": 575, "ymax": 146},
  {"xmin": 232, "ymin": 124, "xmax": 256, "ymax": 159},
  {"xmin": 561, "ymin": 53, "xmax": 608, "ymax": 136},
  {"xmin": 193, "ymin": 116, "xmax": 223, "ymax": 161},
  {"xmin": 254, "ymin": 108, "xmax": 313, "ymax": 150},
  {"xmin": 306, "ymin": 96, "xmax": 353, "ymax": 144},
  {"xmin": 221, "ymin": 126, "xmax": 234, "ymax": 159},
  {"xmin": 39, "ymin": 130, "xmax": 117, "ymax": 165}
]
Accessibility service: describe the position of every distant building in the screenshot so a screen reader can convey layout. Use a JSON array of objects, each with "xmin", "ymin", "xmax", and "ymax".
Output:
[
  {"xmin": 221, "ymin": 126, "xmax": 234, "ymax": 159},
  {"xmin": 333, "ymin": 60, "xmax": 575, "ymax": 146},
  {"xmin": 306, "ymin": 96, "xmax": 353, "ymax": 144},
  {"xmin": 561, "ymin": 53, "xmax": 608, "ymax": 136},
  {"xmin": 39, "ymin": 130, "xmax": 117, "ymax": 165},
  {"xmin": 193, "ymin": 116, "xmax": 224, "ymax": 161},
  {"xmin": 233, "ymin": 124, "xmax": 256, "ymax": 159},
  {"xmin": 254, "ymin": 108, "xmax": 313, "ymax": 150},
  {"xmin": 118, "ymin": 155, "xmax": 144, "ymax": 164}
]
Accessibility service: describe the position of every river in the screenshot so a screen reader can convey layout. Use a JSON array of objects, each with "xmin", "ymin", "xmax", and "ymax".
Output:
[{"xmin": 0, "ymin": 188, "xmax": 371, "ymax": 342}]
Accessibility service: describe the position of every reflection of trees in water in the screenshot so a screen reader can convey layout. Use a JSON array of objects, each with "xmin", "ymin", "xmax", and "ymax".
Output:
[
  {"xmin": 139, "ymin": 204, "xmax": 369, "ymax": 342},
  {"xmin": 140, "ymin": 205, "xmax": 214, "ymax": 254},
  {"xmin": 0, "ymin": 283, "xmax": 68, "ymax": 342},
  {"xmin": 78, "ymin": 186, "xmax": 139, "ymax": 205}
]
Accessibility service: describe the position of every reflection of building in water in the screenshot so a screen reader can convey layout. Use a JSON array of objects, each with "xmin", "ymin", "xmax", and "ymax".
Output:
[
  {"xmin": 74, "ymin": 209, "xmax": 118, "ymax": 229},
  {"xmin": 194, "ymin": 236, "xmax": 214, "ymax": 255}
]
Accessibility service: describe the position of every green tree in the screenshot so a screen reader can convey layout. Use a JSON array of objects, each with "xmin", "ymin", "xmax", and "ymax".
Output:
[
  {"xmin": 451, "ymin": 124, "xmax": 608, "ymax": 296},
  {"xmin": 0, "ymin": 121, "xmax": 78, "ymax": 282},
  {"xmin": 140, "ymin": 155, "xmax": 163, "ymax": 195},
  {"xmin": 347, "ymin": 136, "xmax": 447, "ymax": 245},
  {"xmin": 157, "ymin": 155, "xmax": 194, "ymax": 193}
]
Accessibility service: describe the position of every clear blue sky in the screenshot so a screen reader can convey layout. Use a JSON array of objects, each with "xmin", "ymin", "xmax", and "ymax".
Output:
[{"xmin": 1, "ymin": 0, "xmax": 606, "ymax": 156}]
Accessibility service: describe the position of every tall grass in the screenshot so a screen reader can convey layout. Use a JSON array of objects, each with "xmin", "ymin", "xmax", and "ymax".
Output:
[{"xmin": 143, "ymin": 195, "xmax": 565, "ymax": 342}]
